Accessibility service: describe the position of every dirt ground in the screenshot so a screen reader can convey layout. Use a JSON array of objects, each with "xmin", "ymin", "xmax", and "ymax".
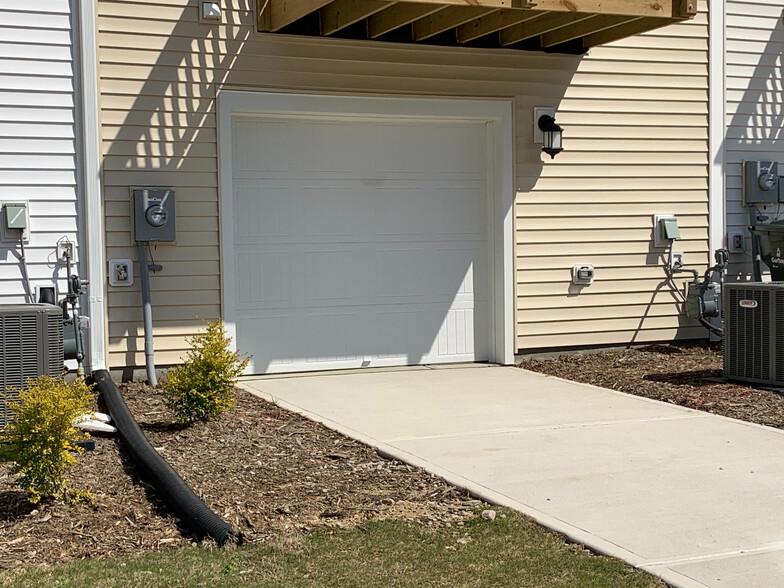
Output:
[
  {"xmin": 0, "ymin": 384, "xmax": 478, "ymax": 570},
  {"xmin": 519, "ymin": 343, "xmax": 784, "ymax": 430}
]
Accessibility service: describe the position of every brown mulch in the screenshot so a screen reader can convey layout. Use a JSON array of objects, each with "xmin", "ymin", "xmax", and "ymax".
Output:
[
  {"xmin": 0, "ymin": 385, "xmax": 478, "ymax": 570},
  {"xmin": 519, "ymin": 343, "xmax": 784, "ymax": 429}
]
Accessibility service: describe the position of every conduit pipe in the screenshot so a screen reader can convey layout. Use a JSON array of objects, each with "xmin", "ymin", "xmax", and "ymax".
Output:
[
  {"xmin": 92, "ymin": 370, "xmax": 240, "ymax": 546},
  {"xmin": 138, "ymin": 242, "xmax": 158, "ymax": 386}
]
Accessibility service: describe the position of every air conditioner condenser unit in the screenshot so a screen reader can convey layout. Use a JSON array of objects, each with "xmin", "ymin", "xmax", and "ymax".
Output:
[
  {"xmin": 723, "ymin": 282, "xmax": 784, "ymax": 387},
  {"xmin": 0, "ymin": 304, "xmax": 64, "ymax": 428}
]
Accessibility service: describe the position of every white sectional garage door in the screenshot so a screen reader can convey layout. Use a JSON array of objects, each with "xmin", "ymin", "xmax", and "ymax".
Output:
[{"xmin": 231, "ymin": 115, "xmax": 489, "ymax": 374}]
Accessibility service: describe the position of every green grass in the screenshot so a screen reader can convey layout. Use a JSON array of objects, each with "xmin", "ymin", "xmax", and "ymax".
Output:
[{"xmin": 0, "ymin": 510, "xmax": 662, "ymax": 588}]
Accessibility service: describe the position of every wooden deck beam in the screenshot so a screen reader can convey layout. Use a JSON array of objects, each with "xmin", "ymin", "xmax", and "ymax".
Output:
[
  {"xmin": 523, "ymin": 0, "xmax": 690, "ymax": 19},
  {"xmin": 260, "ymin": 0, "xmax": 696, "ymax": 48},
  {"xmin": 368, "ymin": 3, "xmax": 445, "ymax": 38},
  {"xmin": 412, "ymin": 6, "xmax": 495, "ymax": 41},
  {"xmin": 456, "ymin": 9, "xmax": 543, "ymax": 43},
  {"xmin": 500, "ymin": 12, "xmax": 594, "ymax": 46},
  {"xmin": 321, "ymin": 0, "xmax": 394, "ymax": 35},
  {"xmin": 581, "ymin": 16, "xmax": 676, "ymax": 47},
  {"xmin": 269, "ymin": 0, "xmax": 333, "ymax": 31},
  {"xmin": 540, "ymin": 13, "xmax": 632, "ymax": 47}
]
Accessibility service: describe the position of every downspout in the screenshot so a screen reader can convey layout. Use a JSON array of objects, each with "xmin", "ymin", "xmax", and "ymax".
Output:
[
  {"xmin": 78, "ymin": 0, "xmax": 107, "ymax": 372},
  {"xmin": 708, "ymin": 0, "xmax": 726, "ymax": 337}
]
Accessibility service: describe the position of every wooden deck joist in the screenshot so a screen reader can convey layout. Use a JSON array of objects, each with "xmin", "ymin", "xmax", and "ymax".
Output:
[{"xmin": 259, "ymin": 0, "xmax": 698, "ymax": 54}]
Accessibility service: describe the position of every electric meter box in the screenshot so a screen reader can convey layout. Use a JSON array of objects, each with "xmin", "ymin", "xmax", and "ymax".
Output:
[
  {"xmin": 132, "ymin": 188, "xmax": 176, "ymax": 242},
  {"xmin": 743, "ymin": 160, "xmax": 779, "ymax": 205}
]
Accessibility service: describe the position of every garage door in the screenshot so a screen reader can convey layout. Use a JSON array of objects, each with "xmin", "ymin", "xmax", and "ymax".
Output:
[{"xmin": 231, "ymin": 115, "xmax": 489, "ymax": 374}]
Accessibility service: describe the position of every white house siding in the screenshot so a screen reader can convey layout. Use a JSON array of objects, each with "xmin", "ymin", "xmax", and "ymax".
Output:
[
  {"xmin": 97, "ymin": 0, "xmax": 709, "ymax": 368},
  {"xmin": 724, "ymin": 1, "xmax": 783, "ymax": 280},
  {"xmin": 0, "ymin": 0, "xmax": 81, "ymax": 304}
]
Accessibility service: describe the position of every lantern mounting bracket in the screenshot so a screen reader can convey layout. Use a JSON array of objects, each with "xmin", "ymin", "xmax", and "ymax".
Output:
[{"xmin": 536, "ymin": 113, "xmax": 564, "ymax": 159}]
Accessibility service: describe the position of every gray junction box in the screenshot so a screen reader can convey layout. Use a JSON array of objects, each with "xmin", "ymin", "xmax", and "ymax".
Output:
[{"xmin": 133, "ymin": 188, "xmax": 176, "ymax": 242}]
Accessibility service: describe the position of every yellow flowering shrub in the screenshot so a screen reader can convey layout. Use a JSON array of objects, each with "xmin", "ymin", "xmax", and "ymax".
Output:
[
  {"xmin": 162, "ymin": 320, "xmax": 249, "ymax": 424},
  {"xmin": 0, "ymin": 376, "xmax": 93, "ymax": 504}
]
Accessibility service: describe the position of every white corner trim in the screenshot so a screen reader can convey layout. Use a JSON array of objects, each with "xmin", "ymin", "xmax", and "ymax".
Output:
[
  {"xmin": 78, "ymin": 0, "xmax": 107, "ymax": 372},
  {"xmin": 709, "ymin": 0, "xmax": 726, "ymax": 255},
  {"xmin": 217, "ymin": 91, "xmax": 515, "ymax": 367}
]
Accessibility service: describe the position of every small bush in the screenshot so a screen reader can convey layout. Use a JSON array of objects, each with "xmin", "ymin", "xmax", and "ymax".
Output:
[
  {"xmin": 162, "ymin": 319, "xmax": 249, "ymax": 424},
  {"xmin": 0, "ymin": 376, "xmax": 93, "ymax": 504}
]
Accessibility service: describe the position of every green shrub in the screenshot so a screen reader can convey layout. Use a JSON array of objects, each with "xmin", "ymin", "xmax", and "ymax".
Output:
[
  {"xmin": 0, "ymin": 376, "xmax": 93, "ymax": 504},
  {"xmin": 162, "ymin": 319, "xmax": 249, "ymax": 424}
]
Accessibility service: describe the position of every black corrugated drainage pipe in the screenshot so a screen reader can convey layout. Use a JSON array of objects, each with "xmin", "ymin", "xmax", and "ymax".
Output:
[{"xmin": 91, "ymin": 370, "xmax": 240, "ymax": 546}]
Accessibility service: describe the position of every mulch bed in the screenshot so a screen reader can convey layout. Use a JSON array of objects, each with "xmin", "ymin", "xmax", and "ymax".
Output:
[
  {"xmin": 519, "ymin": 343, "xmax": 784, "ymax": 429},
  {"xmin": 4, "ymin": 343, "xmax": 778, "ymax": 571},
  {"xmin": 0, "ymin": 384, "xmax": 477, "ymax": 570}
]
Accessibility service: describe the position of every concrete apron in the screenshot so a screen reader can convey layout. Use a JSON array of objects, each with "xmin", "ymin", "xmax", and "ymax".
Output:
[{"xmin": 239, "ymin": 365, "xmax": 784, "ymax": 588}]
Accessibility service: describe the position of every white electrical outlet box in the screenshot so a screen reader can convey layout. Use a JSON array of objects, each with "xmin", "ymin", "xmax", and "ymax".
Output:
[
  {"xmin": 571, "ymin": 263, "xmax": 594, "ymax": 285},
  {"xmin": 728, "ymin": 231, "xmax": 745, "ymax": 252},
  {"xmin": 669, "ymin": 251, "xmax": 684, "ymax": 270},
  {"xmin": 109, "ymin": 259, "xmax": 133, "ymax": 286}
]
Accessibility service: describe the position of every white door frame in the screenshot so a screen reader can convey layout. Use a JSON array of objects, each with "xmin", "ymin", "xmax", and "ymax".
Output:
[{"xmin": 217, "ymin": 90, "xmax": 515, "ymax": 368}]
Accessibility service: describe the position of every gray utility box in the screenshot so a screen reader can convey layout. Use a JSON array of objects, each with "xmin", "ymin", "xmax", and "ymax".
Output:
[
  {"xmin": 0, "ymin": 304, "xmax": 64, "ymax": 428},
  {"xmin": 133, "ymin": 188, "xmax": 176, "ymax": 242},
  {"xmin": 743, "ymin": 160, "xmax": 779, "ymax": 204}
]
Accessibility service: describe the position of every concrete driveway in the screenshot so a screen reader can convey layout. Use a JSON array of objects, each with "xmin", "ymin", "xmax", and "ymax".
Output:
[{"xmin": 239, "ymin": 364, "xmax": 784, "ymax": 588}]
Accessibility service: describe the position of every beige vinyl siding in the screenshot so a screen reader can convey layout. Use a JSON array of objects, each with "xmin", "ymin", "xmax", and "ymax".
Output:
[
  {"xmin": 724, "ymin": 1, "xmax": 783, "ymax": 279},
  {"xmin": 97, "ymin": 0, "xmax": 708, "ymax": 367},
  {"xmin": 516, "ymin": 8, "xmax": 709, "ymax": 351}
]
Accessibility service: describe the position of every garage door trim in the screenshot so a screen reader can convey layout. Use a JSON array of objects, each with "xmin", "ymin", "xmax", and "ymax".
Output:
[{"xmin": 218, "ymin": 90, "xmax": 515, "ymax": 370}]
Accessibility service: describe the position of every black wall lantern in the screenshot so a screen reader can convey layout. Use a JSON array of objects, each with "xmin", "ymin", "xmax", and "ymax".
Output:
[{"xmin": 537, "ymin": 114, "xmax": 563, "ymax": 159}]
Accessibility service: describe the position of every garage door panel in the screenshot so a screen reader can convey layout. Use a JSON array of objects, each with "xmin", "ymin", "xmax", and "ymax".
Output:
[
  {"xmin": 236, "ymin": 315, "xmax": 295, "ymax": 369},
  {"xmin": 370, "ymin": 123, "xmax": 486, "ymax": 176},
  {"xmin": 373, "ymin": 185, "xmax": 485, "ymax": 240},
  {"xmin": 303, "ymin": 250, "xmax": 357, "ymax": 302},
  {"xmin": 231, "ymin": 114, "xmax": 490, "ymax": 374},
  {"xmin": 436, "ymin": 307, "xmax": 486, "ymax": 359},
  {"xmin": 302, "ymin": 186, "xmax": 361, "ymax": 238},
  {"xmin": 297, "ymin": 121, "xmax": 365, "ymax": 175},
  {"xmin": 304, "ymin": 312, "xmax": 358, "ymax": 365},
  {"xmin": 233, "ymin": 120, "xmax": 291, "ymax": 174},
  {"xmin": 238, "ymin": 301, "xmax": 486, "ymax": 373},
  {"xmin": 432, "ymin": 247, "xmax": 486, "ymax": 300},
  {"xmin": 234, "ymin": 186, "xmax": 292, "ymax": 240},
  {"xmin": 236, "ymin": 251, "xmax": 292, "ymax": 305}
]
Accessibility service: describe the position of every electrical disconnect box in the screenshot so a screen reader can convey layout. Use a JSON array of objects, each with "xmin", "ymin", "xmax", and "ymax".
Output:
[
  {"xmin": 0, "ymin": 201, "xmax": 30, "ymax": 243},
  {"xmin": 653, "ymin": 214, "xmax": 680, "ymax": 248},
  {"xmin": 4, "ymin": 202, "xmax": 27, "ymax": 229},
  {"xmin": 133, "ymin": 188, "xmax": 176, "ymax": 242},
  {"xmin": 743, "ymin": 160, "xmax": 779, "ymax": 204}
]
